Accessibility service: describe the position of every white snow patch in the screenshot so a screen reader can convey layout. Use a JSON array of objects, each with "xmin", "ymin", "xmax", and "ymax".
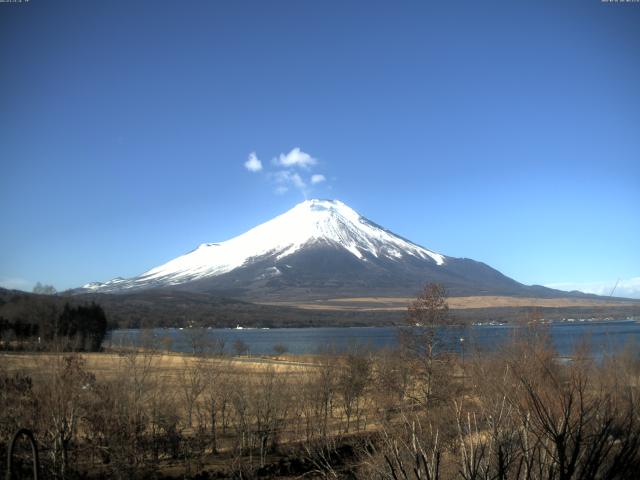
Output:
[{"xmin": 85, "ymin": 199, "xmax": 446, "ymax": 292}]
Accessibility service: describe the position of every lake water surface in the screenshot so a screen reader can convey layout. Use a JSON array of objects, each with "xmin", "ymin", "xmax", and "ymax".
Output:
[{"xmin": 107, "ymin": 319, "xmax": 640, "ymax": 357}]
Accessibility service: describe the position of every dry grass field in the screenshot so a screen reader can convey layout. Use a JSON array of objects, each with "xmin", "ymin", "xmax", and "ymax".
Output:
[
  {"xmin": 262, "ymin": 295, "xmax": 640, "ymax": 311},
  {"xmin": 2, "ymin": 336, "xmax": 640, "ymax": 479},
  {"xmin": 0, "ymin": 350, "xmax": 315, "ymax": 384}
]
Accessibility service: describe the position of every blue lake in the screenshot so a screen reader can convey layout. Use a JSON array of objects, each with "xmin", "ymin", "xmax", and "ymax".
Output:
[{"xmin": 107, "ymin": 319, "xmax": 640, "ymax": 357}]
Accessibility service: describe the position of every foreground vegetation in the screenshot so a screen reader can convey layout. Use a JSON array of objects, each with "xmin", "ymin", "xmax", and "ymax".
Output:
[
  {"xmin": 2, "ymin": 327, "xmax": 639, "ymax": 479},
  {"xmin": 2, "ymin": 284, "xmax": 639, "ymax": 479}
]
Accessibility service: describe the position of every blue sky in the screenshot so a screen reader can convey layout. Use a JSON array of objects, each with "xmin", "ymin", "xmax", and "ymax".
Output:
[{"xmin": 1, "ymin": 1, "xmax": 639, "ymax": 296}]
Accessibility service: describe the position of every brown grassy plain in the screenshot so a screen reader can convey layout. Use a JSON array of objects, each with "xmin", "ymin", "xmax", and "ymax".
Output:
[
  {"xmin": 2, "ymin": 330, "xmax": 640, "ymax": 479},
  {"xmin": 262, "ymin": 295, "xmax": 640, "ymax": 311}
]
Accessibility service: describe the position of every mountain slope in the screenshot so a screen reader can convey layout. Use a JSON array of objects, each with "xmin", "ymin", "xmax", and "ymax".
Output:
[{"xmin": 79, "ymin": 199, "xmax": 574, "ymax": 300}]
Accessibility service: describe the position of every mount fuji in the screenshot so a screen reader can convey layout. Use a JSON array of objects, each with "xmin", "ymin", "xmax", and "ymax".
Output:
[{"xmin": 79, "ymin": 199, "xmax": 565, "ymax": 300}]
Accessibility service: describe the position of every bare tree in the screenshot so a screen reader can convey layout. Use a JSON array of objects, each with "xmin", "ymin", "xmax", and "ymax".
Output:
[
  {"xmin": 273, "ymin": 343, "xmax": 288, "ymax": 357},
  {"xmin": 36, "ymin": 354, "xmax": 95, "ymax": 478},
  {"xmin": 249, "ymin": 366, "xmax": 292, "ymax": 466},
  {"xmin": 178, "ymin": 357, "xmax": 206, "ymax": 428},
  {"xmin": 202, "ymin": 357, "xmax": 230, "ymax": 453},
  {"xmin": 400, "ymin": 283, "xmax": 452, "ymax": 407},
  {"xmin": 337, "ymin": 345, "xmax": 371, "ymax": 433},
  {"xmin": 363, "ymin": 415, "xmax": 441, "ymax": 480},
  {"xmin": 372, "ymin": 346, "xmax": 411, "ymax": 422},
  {"xmin": 510, "ymin": 361, "xmax": 640, "ymax": 480},
  {"xmin": 233, "ymin": 339, "xmax": 249, "ymax": 356},
  {"xmin": 33, "ymin": 282, "xmax": 57, "ymax": 295}
]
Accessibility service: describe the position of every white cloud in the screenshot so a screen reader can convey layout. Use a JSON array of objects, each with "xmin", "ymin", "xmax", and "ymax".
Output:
[
  {"xmin": 271, "ymin": 170, "xmax": 308, "ymax": 195},
  {"xmin": 274, "ymin": 147, "xmax": 317, "ymax": 168},
  {"xmin": 290, "ymin": 172, "xmax": 306, "ymax": 189},
  {"xmin": 546, "ymin": 276, "xmax": 640, "ymax": 299},
  {"xmin": 244, "ymin": 151, "xmax": 263, "ymax": 172},
  {"xmin": 311, "ymin": 174, "xmax": 326, "ymax": 184},
  {"xmin": 246, "ymin": 147, "xmax": 328, "ymax": 196}
]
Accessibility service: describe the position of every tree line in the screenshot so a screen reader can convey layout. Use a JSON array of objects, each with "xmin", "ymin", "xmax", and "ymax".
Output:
[{"xmin": 0, "ymin": 294, "xmax": 108, "ymax": 352}]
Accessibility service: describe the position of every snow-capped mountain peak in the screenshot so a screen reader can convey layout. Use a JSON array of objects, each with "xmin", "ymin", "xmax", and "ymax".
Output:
[{"xmin": 83, "ymin": 199, "xmax": 445, "ymax": 292}]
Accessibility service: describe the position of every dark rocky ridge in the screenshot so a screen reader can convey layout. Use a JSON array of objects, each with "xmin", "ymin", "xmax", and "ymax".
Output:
[{"xmin": 158, "ymin": 241, "xmax": 595, "ymax": 301}]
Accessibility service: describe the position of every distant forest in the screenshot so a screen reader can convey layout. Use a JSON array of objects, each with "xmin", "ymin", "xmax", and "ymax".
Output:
[
  {"xmin": 0, "ymin": 290, "xmax": 108, "ymax": 351},
  {"xmin": 2, "ymin": 288, "xmax": 640, "ymax": 344}
]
